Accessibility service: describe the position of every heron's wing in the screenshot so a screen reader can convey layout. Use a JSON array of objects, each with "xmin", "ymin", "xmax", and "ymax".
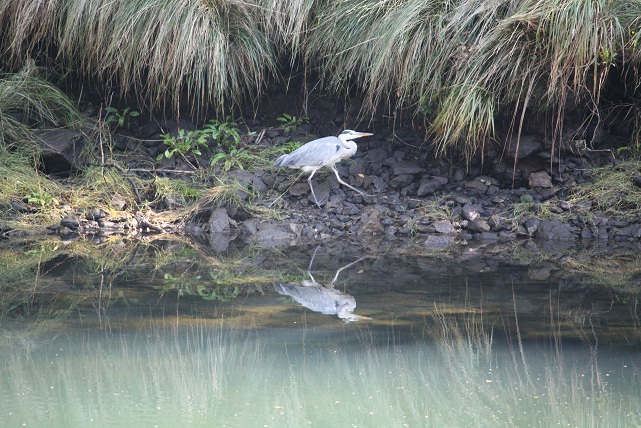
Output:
[
  {"xmin": 274, "ymin": 283, "xmax": 352, "ymax": 315},
  {"xmin": 274, "ymin": 136, "xmax": 342, "ymax": 168}
]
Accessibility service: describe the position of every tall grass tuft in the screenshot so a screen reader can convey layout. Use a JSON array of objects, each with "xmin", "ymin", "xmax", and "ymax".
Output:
[
  {"xmin": 1, "ymin": 0, "xmax": 278, "ymax": 116},
  {"xmin": 2, "ymin": 0, "xmax": 641, "ymax": 159},
  {"xmin": 0, "ymin": 62, "xmax": 86, "ymax": 148},
  {"xmin": 303, "ymin": 0, "xmax": 641, "ymax": 157}
]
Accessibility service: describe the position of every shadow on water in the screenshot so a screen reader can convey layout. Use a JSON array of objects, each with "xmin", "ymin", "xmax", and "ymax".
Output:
[{"xmin": 1, "ymin": 237, "xmax": 641, "ymax": 426}]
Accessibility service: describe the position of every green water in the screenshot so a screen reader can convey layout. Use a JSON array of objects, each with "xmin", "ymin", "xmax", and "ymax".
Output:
[{"xmin": 1, "ymin": 239, "xmax": 640, "ymax": 427}]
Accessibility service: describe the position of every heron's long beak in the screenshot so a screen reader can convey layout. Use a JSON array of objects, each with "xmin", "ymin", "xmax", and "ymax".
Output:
[{"xmin": 354, "ymin": 132, "xmax": 373, "ymax": 138}]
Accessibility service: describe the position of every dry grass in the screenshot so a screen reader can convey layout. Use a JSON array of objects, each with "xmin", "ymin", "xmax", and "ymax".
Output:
[
  {"xmin": 567, "ymin": 160, "xmax": 641, "ymax": 217},
  {"xmin": 2, "ymin": 0, "xmax": 641, "ymax": 160},
  {"xmin": 1, "ymin": 0, "xmax": 277, "ymax": 116},
  {"xmin": 0, "ymin": 62, "xmax": 87, "ymax": 147}
]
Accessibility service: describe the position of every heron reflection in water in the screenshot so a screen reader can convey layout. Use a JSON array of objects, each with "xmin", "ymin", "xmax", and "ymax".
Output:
[{"xmin": 274, "ymin": 247, "xmax": 371, "ymax": 322}]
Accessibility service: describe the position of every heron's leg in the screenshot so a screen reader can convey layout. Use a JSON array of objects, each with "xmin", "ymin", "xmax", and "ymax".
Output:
[
  {"xmin": 268, "ymin": 171, "xmax": 306, "ymax": 208},
  {"xmin": 330, "ymin": 166, "xmax": 374, "ymax": 197},
  {"xmin": 329, "ymin": 257, "xmax": 367, "ymax": 289},
  {"xmin": 307, "ymin": 170, "xmax": 325, "ymax": 208},
  {"xmin": 308, "ymin": 245, "xmax": 322, "ymax": 271}
]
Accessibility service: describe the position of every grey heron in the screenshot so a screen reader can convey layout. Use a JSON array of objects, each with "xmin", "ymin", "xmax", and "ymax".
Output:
[
  {"xmin": 274, "ymin": 129, "xmax": 374, "ymax": 208},
  {"xmin": 274, "ymin": 246, "xmax": 371, "ymax": 322}
]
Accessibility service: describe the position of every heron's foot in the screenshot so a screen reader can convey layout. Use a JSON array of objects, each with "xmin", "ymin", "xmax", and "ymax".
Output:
[
  {"xmin": 313, "ymin": 197, "xmax": 326, "ymax": 209},
  {"xmin": 354, "ymin": 190, "xmax": 375, "ymax": 198}
]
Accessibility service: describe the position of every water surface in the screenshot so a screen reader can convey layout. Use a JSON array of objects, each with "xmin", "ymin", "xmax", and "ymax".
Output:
[{"xmin": 1, "ymin": 239, "xmax": 640, "ymax": 427}]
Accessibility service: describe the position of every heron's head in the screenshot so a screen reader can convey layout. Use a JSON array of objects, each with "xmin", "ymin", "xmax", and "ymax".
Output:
[{"xmin": 339, "ymin": 129, "xmax": 373, "ymax": 141}]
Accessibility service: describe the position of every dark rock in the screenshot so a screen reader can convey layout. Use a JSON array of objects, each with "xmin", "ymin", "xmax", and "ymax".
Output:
[
  {"xmin": 478, "ymin": 232, "xmax": 499, "ymax": 240},
  {"xmin": 289, "ymin": 182, "xmax": 311, "ymax": 196},
  {"xmin": 369, "ymin": 176, "xmax": 388, "ymax": 193},
  {"xmin": 523, "ymin": 218, "xmax": 540, "ymax": 235},
  {"xmin": 309, "ymin": 179, "xmax": 331, "ymax": 206},
  {"xmin": 247, "ymin": 222, "xmax": 303, "ymax": 245},
  {"xmin": 488, "ymin": 215, "xmax": 509, "ymax": 231},
  {"xmin": 227, "ymin": 169, "xmax": 269, "ymax": 193},
  {"xmin": 498, "ymin": 231, "xmax": 517, "ymax": 241},
  {"xmin": 536, "ymin": 220, "xmax": 575, "ymax": 240},
  {"xmin": 486, "ymin": 185, "xmax": 500, "ymax": 196},
  {"xmin": 608, "ymin": 218, "xmax": 628, "ymax": 227},
  {"xmin": 111, "ymin": 195, "xmax": 127, "ymax": 211},
  {"xmin": 10, "ymin": 201, "xmax": 34, "ymax": 213},
  {"xmin": 79, "ymin": 220, "xmax": 100, "ymax": 234},
  {"xmin": 424, "ymin": 235, "xmax": 455, "ymax": 248},
  {"xmin": 97, "ymin": 219, "xmax": 116, "ymax": 228},
  {"xmin": 61, "ymin": 214, "xmax": 80, "ymax": 230},
  {"xmin": 348, "ymin": 161, "xmax": 366, "ymax": 177},
  {"xmin": 400, "ymin": 182, "xmax": 418, "ymax": 196},
  {"xmin": 464, "ymin": 179, "xmax": 488, "ymax": 194},
  {"xmin": 506, "ymin": 134, "xmax": 544, "ymax": 158},
  {"xmin": 529, "ymin": 171, "xmax": 553, "ymax": 188},
  {"xmin": 208, "ymin": 233, "xmax": 233, "ymax": 252},
  {"xmin": 453, "ymin": 168, "xmax": 466, "ymax": 182},
  {"xmin": 433, "ymin": 219, "xmax": 456, "ymax": 234},
  {"xmin": 462, "ymin": 204, "xmax": 483, "ymax": 221},
  {"xmin": 559, "ymin": 201, "xmax": 572, "ymax": 211},
  {"xmin": 453, "ymin": 195, "xmax": 472, "ymax": 205},
  {"xmin": 580, "ymin": 227, "xmax": 592, "ymax": 239},
  {"xmin": 540, "ymin": 186, "xmax": 561, "ymax": 199},
  {"xmin": 240, "ymin": 218, "xmax": 259, "ymax": 236},
  {"xmin": 466, "ymin": 219, "xmax": 491, "ymax": 233},
  {"xmin": 86, "ymin": 208, "xmax": 108, "ymax": 221},
  {"xmin": 417, "ymin": 177, "xmax": 448, "ymax": 197},
  {"xmin": 389, "ymin": 174, "xmax": 415, "ymax": 189},
  {"xmin": 614, "ymin": 224, "xmax": 641, "ymax": 239},
  {"xmin": 380, "ymin": 217, "xmax": 394, "ymax": 226},
  {"xmin": 356, "ymin": 207, "xmax": 384, "ymax": 236},
  {"xmin": 595, "ymin": 227, "xmax": 609, "ymax": 240},
  {"xmin": 528, "ymin": 264, "xmax": 553, "ymax": 281},
  {"xmin": 366, "ymin": 147, "xmax": 389, "ymax": 164},
  {"xmin": 391, "ymin": 161, "xmax": 425, "ymax": 175},
  {"xmin": 35, "ymin": 129, "xmax": 87, "ymax": 175},
  {"xmin": 208, "ymin": 208, "xmax": 231, "ymax": 233}
]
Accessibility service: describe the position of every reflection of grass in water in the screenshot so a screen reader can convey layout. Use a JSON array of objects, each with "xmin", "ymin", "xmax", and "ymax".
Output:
[
  {"xmin": 561, "ymin": 253, "xmax": 641, "ymax": 293},
  {"xmin": 0, "ymin": 237, "xmax": 303, "ymax": 331},
  {"xmin": 425, "ymin": 304, "xmax": 633, "ymax": 427},
  {"xmin": 1, "ymin": 315, "xmax": 639, "ymax": 427},
  {"xmin": 491, "ymin": 241, "xmax": 641, "ymax": 294}
]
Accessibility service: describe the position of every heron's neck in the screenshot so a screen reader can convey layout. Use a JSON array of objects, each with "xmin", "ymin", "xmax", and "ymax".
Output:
[{"xmin": 339, "ymin": 136, "xmax": 358, "ymax": 149}]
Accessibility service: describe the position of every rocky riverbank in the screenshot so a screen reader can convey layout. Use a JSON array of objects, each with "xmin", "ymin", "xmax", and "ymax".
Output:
[{"xmin": 16, "ymin": 93, "xmax": 640, "ymax": 250}]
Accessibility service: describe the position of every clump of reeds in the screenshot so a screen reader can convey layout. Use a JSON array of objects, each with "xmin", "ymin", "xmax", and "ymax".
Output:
[
  {"xmin": 2, "ymin": 0, "xmax": 641, "ymax": 159},
  {"xmin": 0, "ymin": 62, "xmax": 86, "ymax": 147},
  {"xmin": 304, "ymin": 0, "xmax": 641, "ymax": 157},
  {"xmin": 1, "ymin": 0, "xmax": 277, "ymax": 116}
]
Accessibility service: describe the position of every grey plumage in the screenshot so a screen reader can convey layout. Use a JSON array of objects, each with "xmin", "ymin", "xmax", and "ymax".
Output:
[
  {"xmin": 274, "ymin": 246, "xmax": 371, "ymax": 322},
  {"xmin": 274, "ymin": 129, "xmax": 373, "ymax": 208}
]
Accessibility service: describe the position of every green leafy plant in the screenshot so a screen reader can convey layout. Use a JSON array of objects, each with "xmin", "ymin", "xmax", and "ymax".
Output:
[
  {"xmin": 24, "ymin": 189, "xmax": 59, "ymax": 208},
  {"xmin": 276, "ymin": 113, "xmax": 308, "ymax": 132},
  {"xmin": 162, "ymin": 272, "xmax": 240, "ymax": 302},
  {"xmin": 157, "ymin": 129, "xmax": 209, "ymax": 162},
  {"xmin": 273, "ymin": 140, "xmax": 303, "ymax": 155},
  {"xmin": 105, "ymin": 107, "xmax": 140, "ymax": 129},
  {"xmin": 204, "ymin": 116, "xmax": 241, "ymax": 149},
  {"xmin": 210, "ymin": 148, "xmax": 256, "ymax": 172}
]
